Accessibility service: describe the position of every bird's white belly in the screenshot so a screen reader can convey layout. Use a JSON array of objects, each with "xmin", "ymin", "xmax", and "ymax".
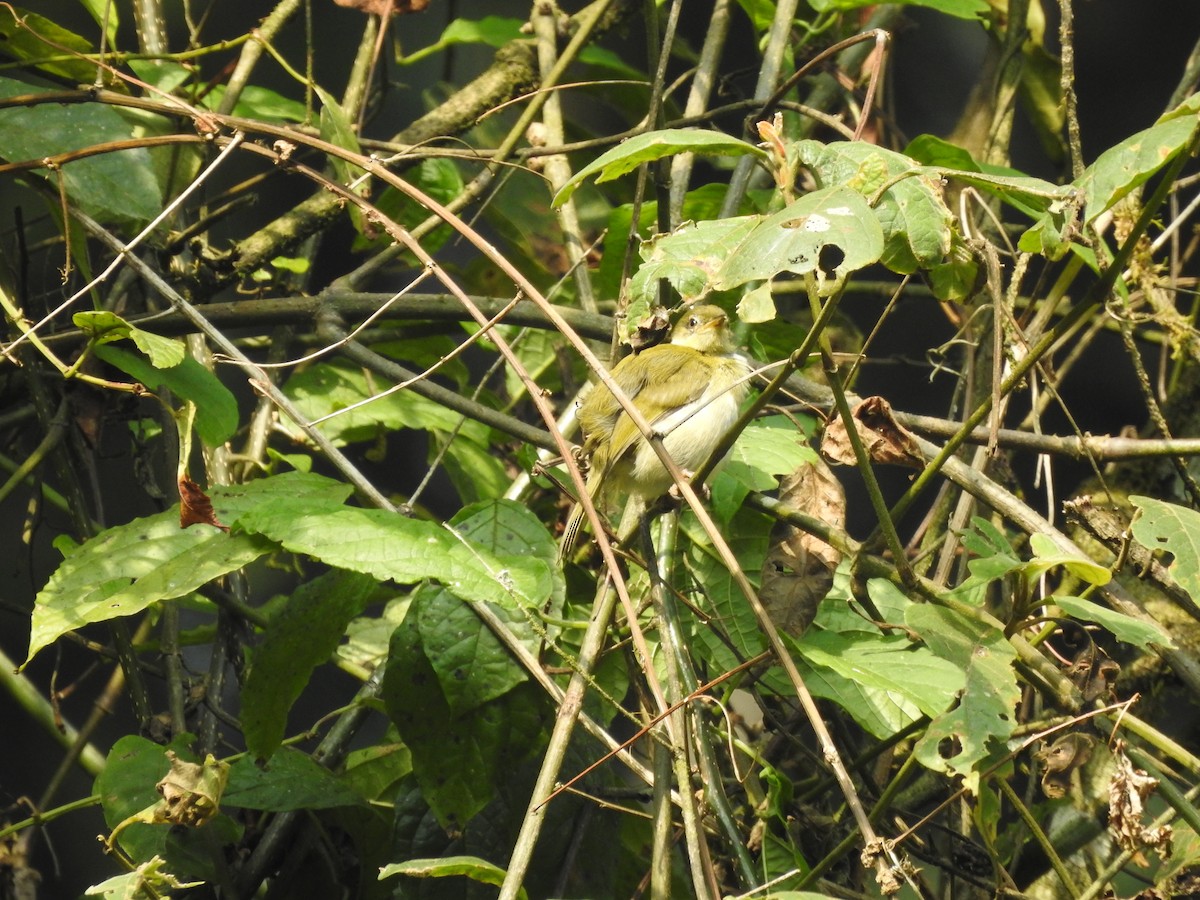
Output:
[{"xmin": 628, "ymin": 385, "xmax": 742, "ymax": 495}]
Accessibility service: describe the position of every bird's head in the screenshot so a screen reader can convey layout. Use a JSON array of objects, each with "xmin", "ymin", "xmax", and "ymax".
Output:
[{"xmin": 669, "ymin": 305, "xmax": 736, "ymax": 354}]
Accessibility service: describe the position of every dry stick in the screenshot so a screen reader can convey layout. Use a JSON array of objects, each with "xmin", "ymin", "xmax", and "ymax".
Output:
[
  {"xmin": 531, "ymin": 1, "xmax": 598, "ymax": 314},
  {"xmin": 718, "ymin": 0, "xmax": 801, "ymax": 218},
  {"xmin": 667, "ymin": 0, "xmax": 734, "ymax": 225}
]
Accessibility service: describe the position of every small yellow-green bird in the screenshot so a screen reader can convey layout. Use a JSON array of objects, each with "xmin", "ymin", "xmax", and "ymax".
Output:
[{"xmin": 560, "ymin": 305, "xmax": 752, "ymax": 557}]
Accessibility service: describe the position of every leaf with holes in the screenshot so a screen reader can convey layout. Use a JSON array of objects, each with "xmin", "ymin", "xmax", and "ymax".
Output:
[{"xmin": 1130, "ymin": 496, "xmax": 1200, "ymax": 602}]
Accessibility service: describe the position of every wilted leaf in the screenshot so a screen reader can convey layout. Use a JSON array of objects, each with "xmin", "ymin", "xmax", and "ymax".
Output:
[
  {"xmin": 178, "ymin": 475, "xmax": 227, "ymax": 531},
  {"xmin": 821, "ymin": 396, "xmax": 923, "ymax": 467},
  {"xmin": 1035, "ymin": 732, "xmax": 1095, "ymax": 799},
  {"xmin": 380, "ymin": 856, "xmax": 528, "ymax": 899},
  {"xmin": 760, "ymin": 456, "xmax": 845, "ymax": 637},
  {"xmin": 1109, "ymin": 741, "xmax": 1173, "ymax": 864}
]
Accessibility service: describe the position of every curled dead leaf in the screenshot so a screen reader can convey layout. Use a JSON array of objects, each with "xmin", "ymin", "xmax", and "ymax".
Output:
[
  {"xmin": 179, "ymin": 475, "xmax": 229, "ymax": 531},
  {"xmin": 821, "ymin": 396, "xmax": 923, "ymax": 468},
  {"xmin": 760, "ymin": 457, "xmax": 845, "ymax": 637},
  {"xmin": 1034, "ymin": 732, "xmax": 1095, "ymax": 799},
  {"xmin": 1108, "ymin": 741, "xmax": 1172, "ymax": 865}
]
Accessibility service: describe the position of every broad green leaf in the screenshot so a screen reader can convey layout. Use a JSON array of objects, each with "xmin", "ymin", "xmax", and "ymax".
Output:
[
  {"xmin": 204, "ymin": 84, "xmax": 307, "ymax": 122},
  {"xmin": 794, "ymin": 630, "xmax": 964, "ymax": 737},
  {"xmin": 0, "ymin": 77, "xmax": 160, "ymax": 222},
  {"xmin": 808, "ymin": 0, "xmax": 987, "ymax": 18},
  {"xmin": 225, "ymin": 748, "xmax": 365, "ymax": 811},
  {"xmin": 235, "ymin": 491, "xmax": 553, "ymax": 610},
  {"xmin": 907, "ymin": 604, "xmax": 1019, "ymax": 788},
  {"xmin": 794, "ymin": 140, "xmax": 951, "ymax": 276},
  {"xmin": 1130, "ymin": 495, "xmax": 1200, "ymax": 601},
  {"xmin": 630, "ymin": 186, "xmax": 884, "ymax": 305},
  {"xmin": 1078, "ymin": 93, "xmax": 1200, "ymax": 224},
  {"xmin": 1051, "ymin": 595, "xmax": 1173, "ymax": 651},
  {"xmin": 631, "ymin": 216, "xmax": 758, "ymax": 302},
  {"xmin": 94, "ymin": 344, "xmax": 238, "ymax": 446},
  {"xmin": 340, "ymin": 742, "xmax": 412, "ymax": 802},
  {"xmin": 1026, "ymin": 533, "xmax": 1111, "ymax": 585},
  {"xmin": 383, "ymin": 616, "xmax": 548, "ymax": 827},
  {"xmin": 451, "ymin": 499, "xmax": 563, "ymax": 606},
  {"xmin": 74, "ymin": 311, "xmax": 186, "ymax": 368},
  {"xmin": 904, "ymin": 134, "xmax": 1079, "ymax": 260},
  {"xmin": 713, "ymin": 186, "xmax": 885, "ymax": 289},
  {"xmin": 26, "ymin": 474, "xmax": 345, "ymax": 663},
  {"xmin": 380, "ymin": 855, "xmax": 528, "ymax": 900},
  {"xmin": 686, "ymin": 507, "xmax": 773, "ymax": 675},
  {"xmin": 242, "ymin": 569, "xmax": 380, "ymax": 759},
  {"xmin": 0, "ymin": 8, "xmax": 113, "ymax": 88},
  {"xmin": 555, "ymin": 128, "xmax": 768, "ymax": 206},
  {"xmin": 414, "ymin": 586, "xmax": 528, "ymax": 715},
  {"xmin": 712, "ymin": 416, "xmax": 818, "ymax": 521},
  {"xmin": 282, "ymin": 361, "xmax": 485, "ymax": 446}
]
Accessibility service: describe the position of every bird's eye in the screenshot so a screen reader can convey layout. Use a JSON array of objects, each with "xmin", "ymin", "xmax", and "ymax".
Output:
[{"xmin": 687, "ymin": 316, "xmax": 699, "ymax": 328}]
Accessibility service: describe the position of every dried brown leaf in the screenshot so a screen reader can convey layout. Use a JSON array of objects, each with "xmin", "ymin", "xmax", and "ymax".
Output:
[
  {"xmin": 179, "ymin": 475, "xmax": 228, "ymax": 531},
  {"xmin": 1034, "ymin": 732, "xmax": 1095, "ymax": 799},
  {"xmin": 760, "ymin": 457, "xmax": 845, "ymax": 636},
  {"xmin": 820, "ymin": 396, "xmax": 923, "ymax": 468},
  {"xmin": 1109, "ymin": 741, "xmax": 1172, "ymax": 865}
]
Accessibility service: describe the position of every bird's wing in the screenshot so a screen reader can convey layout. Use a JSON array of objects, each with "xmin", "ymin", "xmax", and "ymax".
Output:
[{"xmin": 605, "ymin": 349, "xmax": 713, "ymax": 467}]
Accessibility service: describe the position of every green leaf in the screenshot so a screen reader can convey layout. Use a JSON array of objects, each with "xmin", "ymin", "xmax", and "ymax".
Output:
[
  {"xmin": 85, "ymin": 856, "xmax": 202, "ymax": 898},
  {"xmin": 379, "ymin": 855, "xmax": 528, "ymax": 899},
  {"xmin": 555, "ymin": 128, "xmax": 768, "ymax": 206},
  {"xmin": 1051, "ymin": 595, "xmax": 1174, "ymax": 651},
  {"xmin": 0, "ymin": 77, "xmax": 160, "ymax": 222},
  {"xmin": 225, "ymin": 748, "xmax": 365, "ymax": 811},
  {"xmin": 807, "ymin": 0, "xmax": 988, "ymax": 19},
  {"xmin": 1130, "ymin": 495, "xmax": 1200, "ymax": 602},
  {"xmin": 94, "ymin": 344, "xmax": 238, "ymax": 446},
  {"xmin": 793, "ymin": 628, "xmax": 964, "ymax": 738},
  {"xmin": 235, "ymin": 490, "xmax": 553, "ymax": 610},
  {"xmin": 78, "ymin": 0, "xmax": 120, "ymax": 43},
  {"xmin": 630, "ymin": 186, "xmax": 884, "ymax": 305},
  {"xmin": 0, "ymin": 8, "xmax": 112, "ymax": 87},
  {"xmin": 204, "ymin": 84, "xmax": 307, "ymax": 122},
  {"xmin": 398, "ymin": 15, "xmax": 524, "ymax": 65},
  {"xmin": 316, "ymin": 85, "xmax": 362, "ymax": 189},
  {"xmin": 1026, "ymin": 533, "xmax": 1111, "ymax": 586},
  {"xmin": 794, "ymin": 140, "xmax": 952, "ymax": 276},
  {"xmin": 1078, "ymin": 93, "xmax": 1200, "ymax": 224},
  {"xmin": 26, "ymin": 475, "xmax": 344, "ymax": 664},
  {"xmin": 383, "ymin": 611, "xmax": 548, "ymax": 827},
  {"xmin": 907, "ymin": 604, "xmax": 1019, "ymax": 788},
  {"xmin": 74, "ymin": 311, "xmax": 187, "ymax": 368},
  {"xmin": 715, "ymin": 186, "xmax": 885, "ymax": 289},
  {"xmin": 282, "ymin": 360, "xmax": 483, "ymax": 447},
  {"xmin": 352, "ymin": 158, "xmax": 462, "ymax": 252},
  {"xmin": 242, "ymin": 569, "xmax": 380, "ymax": 759},
  {"xmin": 414, "ymin": 586, "xmax": 528, "ymax": 715}
]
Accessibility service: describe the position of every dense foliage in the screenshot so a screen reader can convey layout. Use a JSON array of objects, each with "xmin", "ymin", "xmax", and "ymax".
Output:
[{"xmin": 1, "ymin": 0, "xmax": 1199, "ymax": 898}]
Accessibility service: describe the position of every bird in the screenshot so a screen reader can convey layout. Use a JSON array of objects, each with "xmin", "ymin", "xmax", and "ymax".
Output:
[{"xmin": 560, "ymin": 305, "xmax": 752, "ymax": 558}]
